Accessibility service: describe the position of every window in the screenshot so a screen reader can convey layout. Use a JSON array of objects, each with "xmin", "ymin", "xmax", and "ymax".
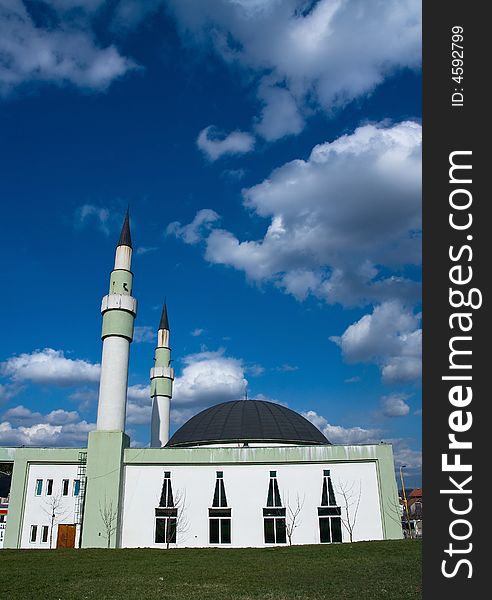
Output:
[
  {"xmin": 263, "ymin": 472, "xmax": 286, "ymax": 544},
  {"xmin": 209, "ymin": 472, "xmax": 232, "ymax": 544},
  {"xmin": 73, "ymin": 479, "xmax": 81, "ymax": 496},
  {"xmin": 155, "ymin": 472, "xmax": 178, "ymax": 545},
  {"xmin": 62, "ymin": 479, "xmax": 69, "ymax": 496},
  {"xmin": 264, "ymin": 517, "xmax": 287, "ymax": 544},
  {"xmin": 46, "ymin": 479, "xmax": 53, "ymax": 496},
  {"xmin": 318, "ymin": 470, "xmax": 342, "ymax": 543},
  {"xmin": 35, "ymin": 479, "xmax": 43, "ymax": 496},
  {"xmin": 41, "ymin": 526, "xmax": 49, "ymax": 543},
  {"xmin": 155, "ymin": 515, "xmax": 177, "ymax": 544},
  {"xmin": 30, "ymin": 525, "xmax": 37, "ymax": 543}
]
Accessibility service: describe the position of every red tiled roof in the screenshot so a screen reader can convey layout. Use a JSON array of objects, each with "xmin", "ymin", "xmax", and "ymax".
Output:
[{"xmin": 409, "ymin": 488, "xmax": 422, "ymax": 498}]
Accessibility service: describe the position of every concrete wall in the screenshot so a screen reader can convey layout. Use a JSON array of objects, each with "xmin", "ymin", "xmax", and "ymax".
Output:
[{"xmin": 121, "ymin": 461, "xmax": 384, "ymax": 548}]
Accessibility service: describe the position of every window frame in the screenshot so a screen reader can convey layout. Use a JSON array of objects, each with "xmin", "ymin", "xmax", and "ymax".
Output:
[
  {"xmin": 35, "ymin": 479, "xmax": 43, "ymax": 496},
  {"xmin": 61, "ymin": 479, "xmax": 69, "ymax": 496},
  {"xmin": 29, "ymin": 525, "xmax": 38, "ymax": 543}
]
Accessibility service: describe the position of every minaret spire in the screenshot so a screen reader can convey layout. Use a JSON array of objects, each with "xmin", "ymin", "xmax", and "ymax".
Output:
[
  {"xmin": 117, "ymin": 207, "xmax": 132, "ymax": 249},
  {"xmin": 159, "ymin": 301, "xmax": 170, "ymax": 331},
  {"xmin": 150, "ymin": 301, "xmax": 174, "ymax": 447},
  {"xmin": 96, "ymin": 211, "xmax": 137, "ymax": 432}
]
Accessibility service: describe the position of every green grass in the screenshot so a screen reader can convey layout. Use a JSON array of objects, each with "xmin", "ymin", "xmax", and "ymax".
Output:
[{"xmin": 0, "ymin": 540, "xmax": 421, "ymax": 600}]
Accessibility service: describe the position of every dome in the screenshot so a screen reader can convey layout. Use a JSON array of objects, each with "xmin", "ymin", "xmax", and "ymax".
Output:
[{"xmin": 166, "ymin": 400, "xmax": 330, "ymax": 447}]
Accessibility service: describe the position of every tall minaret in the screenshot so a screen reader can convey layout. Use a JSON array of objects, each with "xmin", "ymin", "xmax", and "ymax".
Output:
[
  {"xmin": 150, "ymin": 303, "xmax": 174, "ymax": 447},
  {"xmin": 96, "ymin": 210, "xmax": 137, "ymax": 432}
]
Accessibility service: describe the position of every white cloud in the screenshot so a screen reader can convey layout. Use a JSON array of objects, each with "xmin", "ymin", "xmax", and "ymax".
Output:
[
  {"xmin": 168, "ymin": 0, "xmax": 421, "ymax": 138},
  {"xmin": 191, "ymin": 328, "xmax": 204, "ymax": 337},
  {"xmin": 0, "ymin": 0, "xmax": 136, "ymax": 96},
  {"xmin": 330, "ymin": 301, "xmax": 421, "ymax": 383},
  {"xmin": 174, "ymin": 349, "xmax": 247, "ymax": 407},
  {"xmin": 136, "ymin": 246, "xmax": 158, "ymax": 256},
  {"xmin": 167, "ymin": 209, "xmax": 220, "ymax": 245},
  {"xmin": 0, "ymin": 382, "xmax": 22, "ymax": 403},
  {"xmin": 197, "ymin": 125, "xmax": 255, "ymax": 161},
  {"xmin": 381, "ymin": 393, "xmax": 411, "ymax": 418},
  {"xmin": 274, "ymin": 364, "xmax": 298, "ymax": 373},
  {"xmin": 246, "ymin": 364, "xmax": 265, "ymax": 377},
  {"xmin": 1, "ymin": 348, "xmax": 100, "ymax": 386},
  {"xmin": 133, "ymin": 326, "xmax": 155, "ymax": 344},
  {"xmin": 0, "ymin": 405, "xmax": 95, "ymax": 447},
  {"xmin": 125, "ymin": 349, "xmax": 248, "ymax": 427},
  {"xmin": 303, "ymin": 410, "xmax": 381, "ymax": 445},
  {"xmin": 179, "ymin": 121, "xmax": 421, "ymax": 307}
]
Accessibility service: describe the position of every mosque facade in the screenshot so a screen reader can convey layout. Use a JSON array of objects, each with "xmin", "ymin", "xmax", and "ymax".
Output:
[{"xmin": 0, "ymin": 215, "xmax": 402, "ymax": 549}]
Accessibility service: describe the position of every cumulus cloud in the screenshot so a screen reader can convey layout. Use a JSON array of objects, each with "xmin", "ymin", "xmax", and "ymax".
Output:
[
  {"xmin": 303, "ymin": 410, "xmax": 381, "ymax": 445},
  {"xmin": 330, "ymin": 301, "xmax": 421, "ymax": 384},
  {"xmin": 174, "ymin": 349, "xmax": 247, "ymax": 407},
  {"xmin": 381, "ymin": 393, "xmax": 411, "ymax": 418},
  {"xmin": 0, "ymin": 405, "xmax": 95, "ymax": 447},
  {"xmin": 177, "ymin": 121, "xmax": 421, "ymax": 307},
  {"xmin": 168, "ymin": 0, "xmax": 421, "ymax": 138},
  {"xmin": 0, "ymin": 0, "xmax": 136, "ymax": 96},
  {"xmin": 167, "ymin": 209, "xmax": 220, "ymax": 245},
  {"xmin": 1, "ymin": 348, "xmax": 100, "ymax": 386},
  {"xmin": 197, "ymin": 126, "xmax": 255, "ymax": 161},
  {"xmin": 125, "ymin": 350, "xmax": 248, "ymax": 427}
]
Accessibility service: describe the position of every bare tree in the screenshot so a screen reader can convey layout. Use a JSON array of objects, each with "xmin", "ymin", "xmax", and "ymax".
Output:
[
  {"xmin": 336, "ymin": 479, "xmax": 362, "ymax": 543},
  {"xmin": 41, "ymin": 493, "xmax": 70, "ymax": 549},
  {"xmin": 99, "ymin": 496, "xmax": 118, "ymax": 548},
  {"xmin": 165, "ymin": 489, "xmax": 190, "ymax": 549},
  {"xmin": 285, "ymin": 493, "xmax": 305, "ymax": 546}
]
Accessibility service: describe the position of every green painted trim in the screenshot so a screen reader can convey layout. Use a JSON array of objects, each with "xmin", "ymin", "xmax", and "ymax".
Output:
[
  {"xmin": 81, "ymin": 431, "xmax": 129, "ymax": 548},
  {"xmin": 375, "ymin": 445, "xmax": 404, "ymax": 540},
  {"xmin": 102, "ymin": 310, "xmax": 135, "ymax": 341},
  {"xmin": 150, "ymin": 378, "xmax": 172, "ymax": 397},
  {"xmin": 0, "ymin": 447, "xmax": 16, "ymax": 462},
  {"xmin": 155, "ymin": 347, "xmax": 170, "ymax": 365},
  {"xmin": 2, "ymin": 448, "xmax": 83, "ymax": 549},
  {"xmin": 109, "ymin": 270, "xmax": 133, "ymax": 296},
  {"xmin": 124, "ymin": 443, "xmax": 394, "ymax": 465}
]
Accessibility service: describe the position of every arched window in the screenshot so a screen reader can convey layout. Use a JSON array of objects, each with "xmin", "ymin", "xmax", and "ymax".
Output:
[
  {"xmin": 209, "ymin": 471, "xmax": 231, "ymax": 544},
  {"xmin": 155, "ymin": 471, "xmax": 177, "ymax": 544},
  {"xmin": 318, "ymin": 469, "xmax": 342, "ymax": 543}
]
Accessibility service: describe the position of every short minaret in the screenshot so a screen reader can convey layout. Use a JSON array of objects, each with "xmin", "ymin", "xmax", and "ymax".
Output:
[
  {"xmin": 96, "ymin": 211, "xmax": 137, "ymax": 432},
  {"xmin": 150, "ymin": 303, "xmax": 174, "ymax": 447}
]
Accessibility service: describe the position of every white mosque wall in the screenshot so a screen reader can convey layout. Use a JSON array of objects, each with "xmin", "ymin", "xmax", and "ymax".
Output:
[
  {"xmin": 120, "ymin": 461, "xmax": 384, "ymax": 548},
  {"xmin": 20, "ymin": 464, "xmax": 80, "ymax": 549}
]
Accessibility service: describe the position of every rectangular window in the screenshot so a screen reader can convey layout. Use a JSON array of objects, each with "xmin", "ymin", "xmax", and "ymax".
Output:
[
  {"xmin": 35, "ymin": 479, "xmax": 43, "ymax": 496},
  {"xmin": 30, "ymin": 525, "xmax": 37, "ymax": 543},
  {"xmin": 62, "ymin": 479, "xmax": 69, "ymax": 496},
  {"xmin": 319, "ymin": 517, "xmax": 331, "ymax": 543},
  {"xmin": 264, "ymin": 517, "xmax": 287, "ymax": 544},
  {"xmin": 73, "ymin": 479, "xmax": 81, "ymax": 496},
  {"xmin": 209, "ymin": 518, "xmax": 231, "ymax": 544},
  {"xmin": 319, "ymin": 517, "xmax": 343, "ymax": 543},
  {"xmin": 46, "ymin": 479, "xmax": 53, "ymax": 496},
  {"xmin": 41, "ymin": 525, "xmax": 49, "ymax": 543},
  {"xmin": 155, "ymin": 517, "xmax": 177, "ymax": 544}
]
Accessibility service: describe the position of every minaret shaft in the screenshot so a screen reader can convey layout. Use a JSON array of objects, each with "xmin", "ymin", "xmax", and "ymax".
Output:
[
  {"xmin": 96, "ymin": 213, "xmax": 137, "ymax": 432},
  {"xmin": 150, "ymin": 304, "xmax": 174, "ymax": 447}
]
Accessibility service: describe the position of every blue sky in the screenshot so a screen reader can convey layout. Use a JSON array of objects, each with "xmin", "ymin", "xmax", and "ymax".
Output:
[{"xmin": 0, "ymin": 1, "xmax": 422, "ymax": 486}]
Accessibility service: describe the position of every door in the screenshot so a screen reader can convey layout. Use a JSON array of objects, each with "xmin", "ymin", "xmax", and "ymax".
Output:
[{"xmin": 56, "ymin": 524, "xmax": 76, "ymax": 548}]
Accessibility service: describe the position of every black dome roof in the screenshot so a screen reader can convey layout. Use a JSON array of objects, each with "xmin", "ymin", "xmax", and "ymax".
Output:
[{"xmin": 166, "ymin": 400, "xmax": 330, "ymax": 447}]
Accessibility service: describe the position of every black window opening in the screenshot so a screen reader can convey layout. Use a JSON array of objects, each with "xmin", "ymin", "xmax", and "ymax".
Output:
[
  {"xmin": 318, "ymin": 469, "xmax": 342, "ymax": 543},
  {"xmin": 319, "ymin": 516, "xmax": 342, "ymax": 543},
  {"xmin": 30, "ymin": 525, "xmax": 37, "ymax": 543},
  {"xmin": 155, "ymin": 472, "xmax": 178, "ymax": 544},
  {"xmin": 62, "ymin": 479, "xmax": 69, "ymax": 496},
  {"xmin": 209, "ymin": 472, "xmax": 231, "ymax": 544},
  {"xmin": 41, "ymin": 525, "xmax": 49, "ymax": 543},
  {"xmin": 263, "ymin": 472, "xmax": 286, "ymax": 544},
  {"xmin": 46, "ymin": 479, "xmax": 53, "ymax": 496},
  {"xmin": 155, "ymin": 517, "xmax": 177, "ymax": 544}
]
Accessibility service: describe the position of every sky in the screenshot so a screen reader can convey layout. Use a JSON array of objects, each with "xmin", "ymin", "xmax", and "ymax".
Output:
[{"xmin": 0, "ymin": 1, "xmax": 422, "ymax": 486}]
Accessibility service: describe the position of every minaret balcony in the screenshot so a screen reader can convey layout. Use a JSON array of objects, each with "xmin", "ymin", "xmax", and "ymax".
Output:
[
  {"xmin": 150, "ymin": 366, "xmax": 175, "ymax": 380},
  {"xmin": 101, "ymin": 294, "xmax": 137, "ymax": 315}
]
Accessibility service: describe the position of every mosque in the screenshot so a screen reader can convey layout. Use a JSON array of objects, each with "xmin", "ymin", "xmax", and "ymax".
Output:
[{"xmin": 0, "ymin": 215, "xmax": 402, "ymax": 549}]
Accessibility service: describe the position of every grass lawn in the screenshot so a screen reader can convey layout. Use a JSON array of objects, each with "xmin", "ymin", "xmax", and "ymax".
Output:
[{"xmin": 0, "ymin": 539, "xmax": 421, "ymax": 600}]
